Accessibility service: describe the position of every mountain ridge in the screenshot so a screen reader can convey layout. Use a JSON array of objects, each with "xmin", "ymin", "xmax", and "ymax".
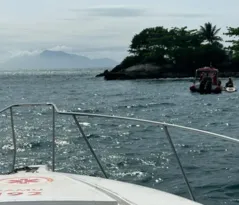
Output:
[{"xmin": 0, "ymin": 50, "xmax": 118, "ymax": 69}]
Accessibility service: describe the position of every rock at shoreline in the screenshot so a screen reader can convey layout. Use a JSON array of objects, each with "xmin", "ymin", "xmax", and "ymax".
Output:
[
  {"xmin": 96, "ymin": 63, "xmax": 239, "ymax": 80},
  {"xmin": 110, "ymin": 64, "xmax": 161, "ymax": 80},
  {"xmin": 96, "ymin": 63, "xmax": 190, "ymax": 80},
  {"xmin": 96, "ymin": 69, "xmax": 109, "ymax": 77}
]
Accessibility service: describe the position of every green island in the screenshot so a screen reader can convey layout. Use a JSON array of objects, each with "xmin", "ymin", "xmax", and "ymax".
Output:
[{"xmin": 96, "ymin": 22, "xmax": 239, "ymax": 80}]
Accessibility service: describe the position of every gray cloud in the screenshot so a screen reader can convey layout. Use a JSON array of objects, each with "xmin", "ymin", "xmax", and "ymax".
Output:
[
  {"xmin": 71, "ymin": 7, "xmax": 147, "ymax": 17},
  {"xmin": 162, "ymin": 13, "xmax": 209, "ymax": 18},
  {"xmin": 77, "ymin": 46, "xmax": 127, "ymax": 52},
  {"xmin": 70, "ymin": 6, "xmax": 209, "ymax": 19},
  {"xmin": 52, "ymin": 45, "xmax": 127, "ymax": 53},
  {"xmin": 62, "ymin": 18, "xmax": 77, "ymax": 21}
]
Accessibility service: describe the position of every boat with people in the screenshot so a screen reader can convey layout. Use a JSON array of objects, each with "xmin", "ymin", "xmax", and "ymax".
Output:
[
  {"xmin": 190, "ymin": 67, "xmax": 222, "ymax": 94},
  {"xmin": 224, "ymin": 77, "xmax": 237, "ymax": 92},
  {"xmin": 0, "ymin": 103, "xmax": 238, "ymax": 204}
]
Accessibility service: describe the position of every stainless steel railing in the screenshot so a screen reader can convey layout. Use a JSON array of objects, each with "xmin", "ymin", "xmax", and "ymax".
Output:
[{"xmin": 0, "ymin": 103, "xmax": 239, "ymax": 202}]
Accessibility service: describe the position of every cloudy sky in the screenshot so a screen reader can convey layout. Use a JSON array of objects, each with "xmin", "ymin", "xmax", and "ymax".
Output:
[{"xmin": 0, "ymin": 0, "xmax": 238, "ymax": 62}]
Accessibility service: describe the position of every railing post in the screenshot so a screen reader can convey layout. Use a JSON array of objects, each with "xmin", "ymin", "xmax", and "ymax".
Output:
[
  {"xmin": 10, "ymin": 107, "xmax": 17, "ymax": 173},
  {"xmin": 163, "ymin": 125, "xmax": 196, "ymax": 201},
  {"xmin": 52, "ymin": 105, "xmax": 56, "ymax": 172},
  {"xmin": 72, "ymin": 115, "xmax": 108, "ymax": 178}
]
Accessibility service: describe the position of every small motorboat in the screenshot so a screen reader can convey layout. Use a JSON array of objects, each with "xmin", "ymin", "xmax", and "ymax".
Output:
[
  {"xmin": 190, "ymin": 67, "xmax": 222, "ymax": 94},
  {"xmin": 224, "ymin": 77, "xmax": 237, "ymax": 92}
]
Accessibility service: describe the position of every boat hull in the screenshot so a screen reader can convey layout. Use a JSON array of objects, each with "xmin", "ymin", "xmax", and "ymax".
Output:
[
  {"xmin": 190, "ymin": 84, "xmax": 222, "ymax": 94},
  {"xmin": 0, "ymin": 165, "xmax": 202, "ymax": 205},
  {"xmin": 225, "ymin": 87, "xmax": 237, "ymax": 92}
]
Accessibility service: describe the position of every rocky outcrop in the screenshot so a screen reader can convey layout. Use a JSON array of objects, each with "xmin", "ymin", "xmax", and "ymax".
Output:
[
  {"xmin": 96, "ymin": 64, "xmax": 191, "ymax": 80},
  {"xmin": 96, "ymin": 63, "xmax": 239, "ymax": 80},
  {"xmin": 96, "ymin": 70, "xmax": 109, "ymax": 77}
]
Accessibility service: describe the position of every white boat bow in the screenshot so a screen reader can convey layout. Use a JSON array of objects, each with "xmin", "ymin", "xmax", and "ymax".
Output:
[{"xmin": 0, "ymin": 165, "xmax": 201, "ymax": 205}]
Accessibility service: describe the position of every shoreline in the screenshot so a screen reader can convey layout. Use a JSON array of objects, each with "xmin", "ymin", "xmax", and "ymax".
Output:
[
  {"xmin": 96, "ymin": 62, "xmax": 239, "ymax": 80},
  {"xmin": 96, "ymin": 70, "xmax": 239, "ymax": 80}
]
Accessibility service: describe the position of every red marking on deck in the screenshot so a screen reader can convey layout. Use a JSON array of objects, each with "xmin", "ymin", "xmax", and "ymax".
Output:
[
  {"xmin": 7, "ymin": 192, "xmax": 23, "ymax": 196},
  {"xmin": 0, "ymin": 189, "xmax": 43, "ymax": 197},
  {"xmin": 28, "ymin": 191, "xmax": 41, "ymax": 196},
  {"xmin": 0, "ymin": 177, "xmax": 53, "ymax": 185},
  {"xmin": 8, "ymin": 179, "xmax": 39, "ymax": 184}
]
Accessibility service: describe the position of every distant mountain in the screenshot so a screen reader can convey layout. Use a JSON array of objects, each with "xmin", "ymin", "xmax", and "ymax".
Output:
[{"xmin": 0, "ymin": 50, "xmax": 118, "ymax": 69}]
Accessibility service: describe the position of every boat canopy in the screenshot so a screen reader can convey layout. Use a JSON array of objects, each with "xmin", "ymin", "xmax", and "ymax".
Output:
[{"xmin": 196, "ymin": 67, "xmax": 218, "ymax": 72}]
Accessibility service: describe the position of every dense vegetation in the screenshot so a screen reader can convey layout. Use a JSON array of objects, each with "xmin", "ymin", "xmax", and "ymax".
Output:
[{"xmin": 113, "ymin": 23, "xmax": 239, "ymax": 75}]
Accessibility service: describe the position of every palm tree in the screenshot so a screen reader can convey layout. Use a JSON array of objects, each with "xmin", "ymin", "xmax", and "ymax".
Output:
[{"xmin": 199, "ymin": 22, "xmax": 222, "ymax": 44}]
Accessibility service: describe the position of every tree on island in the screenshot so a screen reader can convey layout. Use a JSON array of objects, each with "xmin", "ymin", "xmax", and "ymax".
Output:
[
  {"xmin": 199, "ymin": 22, "xmax": 222, "ymax": 44},
  {"xmin": 224, "ymin": 27, "xmax": 239, "ymax": 60},
  {"xmin": 103, "ymin": 23, "xmax": 239, "ymax": 79}
]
